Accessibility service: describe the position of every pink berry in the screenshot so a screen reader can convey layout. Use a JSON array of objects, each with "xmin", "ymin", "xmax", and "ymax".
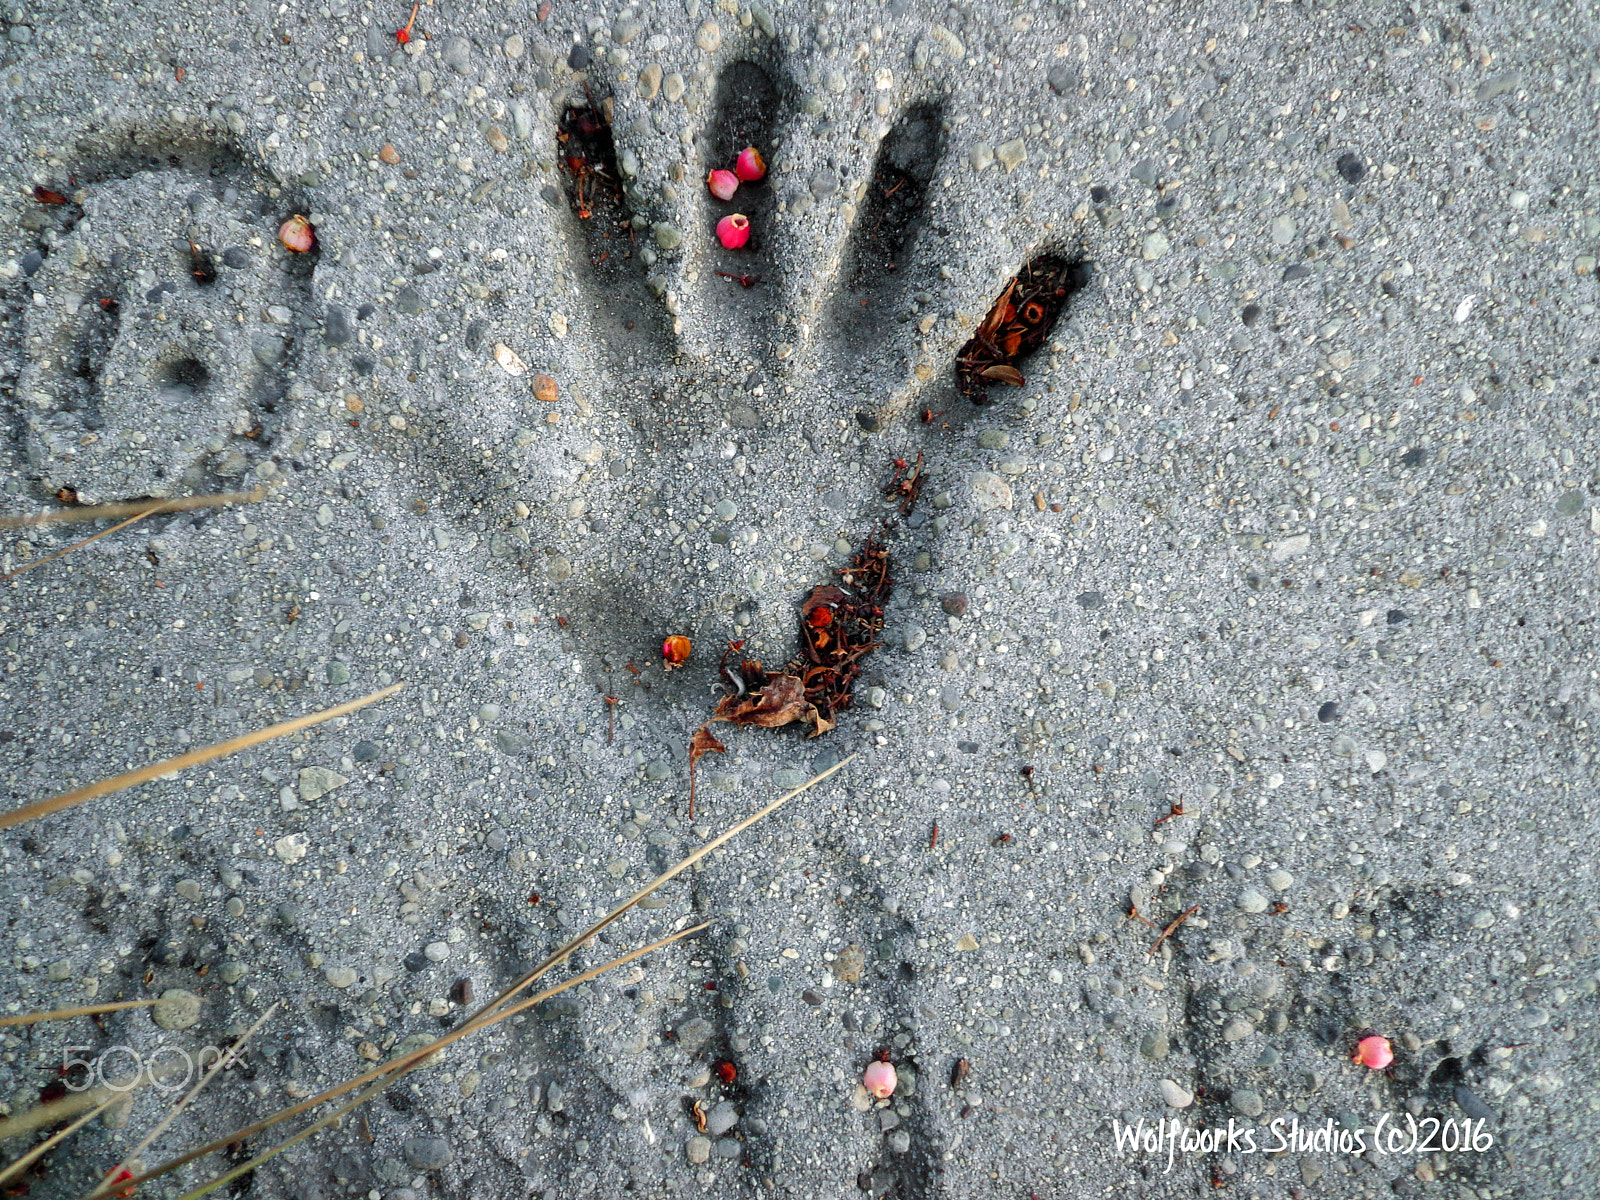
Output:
[
  {"xmin": 1353, "ymin": 1035, "xmax": 1393, "ymax": 1070},
  {"xmin": 862, "ymin": 1060, "xmax": 897, "ymax": 1099},
  {"xmin": 734, "ymin": 146, "xmax": 767, "ymax": 182},
  {"xmin": 278, "ymin": 214, "xmax": 315, "ymax": 253},
  {"xmin": 716, "ymin": 213, "xmax": 750, "ymax": 250},
  {"xmin": 706, "ymin": 168, "xmax": 739, "ymax": 202}
]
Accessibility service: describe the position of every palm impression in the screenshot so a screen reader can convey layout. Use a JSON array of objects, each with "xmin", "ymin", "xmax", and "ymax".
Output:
[{"xmin": 18, "ymin": 153, "xmax": 317, "ymax": 504}]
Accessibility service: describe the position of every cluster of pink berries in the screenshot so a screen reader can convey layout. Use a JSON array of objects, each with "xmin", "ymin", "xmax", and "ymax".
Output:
[{"xmin": 707, "ymin": 146, "xmax": 766, "ymax": 249}]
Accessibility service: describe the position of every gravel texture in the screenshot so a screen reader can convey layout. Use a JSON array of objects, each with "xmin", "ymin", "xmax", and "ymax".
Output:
[{"xmin": 0, "ymin": 1, "xmax": 1598, "ymax": 1198}]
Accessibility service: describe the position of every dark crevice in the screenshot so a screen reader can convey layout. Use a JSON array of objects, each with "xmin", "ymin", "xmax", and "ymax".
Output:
[
  {"xmin": 556, "ymin": 92, "xmax": 664, "ymax": 341},
  {"xmin": 846, "ymin": 105, "xmax": 945, "ymax": 289},
  {"xmin": 832, "ymin": 104, "xmax": 946, "ymax": 359},
  {"xmin": 702, "ymin": 61, "xmax": 779, "ymax": 324},
  {"xmin": 954, "ymin": 254, "xmax": 1092, "ymax": 405}
]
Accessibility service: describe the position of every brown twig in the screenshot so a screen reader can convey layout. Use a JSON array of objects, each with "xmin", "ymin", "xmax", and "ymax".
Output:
[
  {"xmin": 0, "ymin": 999, "xmax": 160, "ymax": 1028},
  {"xmin": 0, "ymin": 684, "xmax": 403, "ymax": 832},
  {"xmin": 1, "ymin": 501, "xmax": 174, "ymax": 581},
  {"xmin": 1149, "ymin": 905, "xmax": 1199, "ymax": 957},
  {"xmin": 0, "ymin": 487, "xmax": 264, "ymax": 529}
]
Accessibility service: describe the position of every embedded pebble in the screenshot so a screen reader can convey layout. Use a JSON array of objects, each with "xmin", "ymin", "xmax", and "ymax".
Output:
[
  {"xmin": 1237, "ymin": 888, "xmax": 1270, "ymax": 914},
  {"xmin": 403, "ymin": 1136, "xmax": 452, "ymax": 1170},
  {"xmin": 152, "ymin": 989, "xmax": 203, "ymax": 1031},
  {"xmin": 1159, "ymin": 1079, "xmax": 1193, "ymax": 1108}
]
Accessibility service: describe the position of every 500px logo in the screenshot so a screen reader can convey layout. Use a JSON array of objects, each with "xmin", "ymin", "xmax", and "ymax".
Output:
[{"xmin": 61, "ymin": 1044, "xmax": 229, "ymax": 1093}]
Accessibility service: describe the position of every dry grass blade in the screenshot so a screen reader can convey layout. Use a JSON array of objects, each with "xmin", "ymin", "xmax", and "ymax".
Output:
[
  {"xmin": 115, "ymin": 753, "xmax": 857, "ymax": 1195},
  {"xmin": 0, "ymin": 1096, "xmax": 119, "ymax": 1189},
  {"xmin": 131, "ymin": 925, "xmax": 709, "ymax": 1200},
  {"xmin": 89, "ymin": 1003, "xmax": 281, "ymax": 1200},
  {"xmin": 0, "ymin": 486, "xmax": 264, "ymax": 529},
  {"xmin": 0, "ymin": 684, "xmax": 403, "ymax": 832},
  {"xmin": 0, "ymin": 998, "xmax": 159, "ymax": 1028},
  {"xmin": 1, "ymin": 501, "xmax": 172, "ymax": 582},
  {"xmin": 468, "ymin": 751, "xmax": 858, "ymax": 1027}
]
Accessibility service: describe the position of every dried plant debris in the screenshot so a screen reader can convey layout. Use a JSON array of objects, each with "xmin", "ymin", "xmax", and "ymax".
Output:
[
  {"xmin": 689, "ymin": 539, "xmax": 892, "ymax": 795},
  {"xmin": 954, "ymin": 254, "xmax": 1091, "ymax": 404},
  {"xmin": 557, "ymin": 89, "xmax": 641, "ymax": 282},
  {"xmin": 884, "ymin": 451, "xmax": 925, "ymax": 515}
]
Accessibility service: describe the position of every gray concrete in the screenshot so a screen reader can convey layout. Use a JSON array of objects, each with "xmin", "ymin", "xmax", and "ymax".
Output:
[{"xmin": 0, "ymin": 0, "xmax": 1597, "ymax": 1197}]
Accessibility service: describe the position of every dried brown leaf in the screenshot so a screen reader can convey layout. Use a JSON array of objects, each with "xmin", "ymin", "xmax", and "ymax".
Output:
[
  {"xmin": 978, "ymin": 363, "xmax": 1026, "ymax": 385},
  {"xmin": 712, "ymin": 672, "xmax": 810, "ymax": 728},
  {"xmin": 687, "ymin": 726, "xmax": 726, "ymax": 820}
]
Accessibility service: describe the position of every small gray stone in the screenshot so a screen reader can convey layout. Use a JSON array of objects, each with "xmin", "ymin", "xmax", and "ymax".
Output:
[
  {"xmin": 810, "ymin": 170, "xmax": 838, "ymax": 200},
  {"xmin": 1454, "ymin": 1085, "xmax": 1495, "ymax": 1122},
  {"xmin": 970, "ymin": 471, "xmax": 1012, "ymax": 511},
  {"xmin": 677, "ymin": 1016, "xmax": 714, "ymax": 1052},
  {"xmin": 219, "ymin": 961, "xmax": 247, "ymax": 984},
  {"xmin": 1270, "ymin": 215, "xmax": 1296, "ymax": 246},
  {"xmin": 1159, "ymin": 1079, "xmax": 1193, "ymax": 1108},
  {"xmin": 442, "ymin": 37, "xmax": 472, "ymax": 73},
  {"xmin": 1265, "ymin": 869, "xmax": 1294, "ymax": 892},
  {"xmin": 652, "ymin": 222, "xmax": 682, "ymax": 250},
  {"xmin": 612, "ymin": 17, "xmax": 642, "ymax": 44},
  {"xmin": 886, "ymin": 1129, "xmax": 911, "ymax": 1154},
  {"xmin": 496, "ymin": 729, "xmax": 530, "ymax": 755},
  {"xmin": 1237, "ymin": 888, "xmax": 1270, "ymax": 914},
  {"xmin": 503, "ymin": 34, "xmax": 524, "ymax": 58},
  {"xmin": 546, "ymin": 555, "xmax": 573, "ymax": 582},
  {"xmin": 977, "ymin": 430, "xmax": 1009, "ymax": 450},
  {"xmin": 152, "ymin": 989, "xmax": 203, "ymax": 1031},
  {"xmin": 424, "ymin": 941, "xmax": 451, "ymax": 963},
  {"xmin": 969, "ymin": 144, "xmax": 994, "ymax": 171},
  {"xmin": 403, "ymin": 1136, "xmax": 452, "ymax": 1171},
  {"xmin": 298, "ymin": 766, "xmax": 348, "ymax": 803},
  {"xmin": 939, "ymin": 686, "xmax": 963, "ymax": 713},
  {"xmin": 395, "ymin": 287, "xmax": 423, "ymax": 315},
  {"xmin": 705, "ymin": 1101, "xmax": 739, "ymax": 1136},
  {"xmin": 663, "ymin": 72, "xmax": 686, "ymax": 102},
  {"xmin": 1047, "ymin": 63, "xmax": 1079, "ymax": 95},
  {"xmin": 686, "ymin": 1135, "xmax": 712, "ymax": 1164},
  {"xmin": 1140, "ymin": 1031, "xmax": 1169, "ymax": 1061},
  {"xmin": 1476, "ymin": 70, "xmax": 1522, "ymax": 101},
  {"xmin": 327, "ymin": 660, "xmax": 351, "ymax": 685},
  {"xmin": 324, "ymin": 305, "xmax": 353, "ymax": 346},
  {"xmin": 695, "ymin": 20, "xmax": 721, "ymax": 52},
  {"xmin": 1231, "ymin": 1088, "xmax": 1264, "ymax": 1118},
  {"xmin": 1222, "ymin": 1018, "xmax": 1254, "ymax": 1042},
  {"xmin": 644, "ymin": 759, "xmax": 671, "ymax": 781},
  {"xmin": 714, "ymin": 499, "xmax": 737, "ymax": 520},
  {"xmin": 325, "ymin": 966, "xmax": 359, "ymax": 989},
  {"xmin": 638, "ymin": 63, "xmax": 662, "ymax": 99},
  {"xmin": 903, "ymin": 626, "xmax": 927, "ymax": 651},
  {"xmin": 1141, "ymin": 231, "xmax": 1170, "ymax": 260},
  {"xmin": 995, "ymin": 138, "xmax": 1027, "ymax": 172}
]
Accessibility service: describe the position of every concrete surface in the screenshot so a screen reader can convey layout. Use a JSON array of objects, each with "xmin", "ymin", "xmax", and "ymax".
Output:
[{"xmin": 0, "ymin": 0, "xmax": 1597, "ymax": 1197}]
